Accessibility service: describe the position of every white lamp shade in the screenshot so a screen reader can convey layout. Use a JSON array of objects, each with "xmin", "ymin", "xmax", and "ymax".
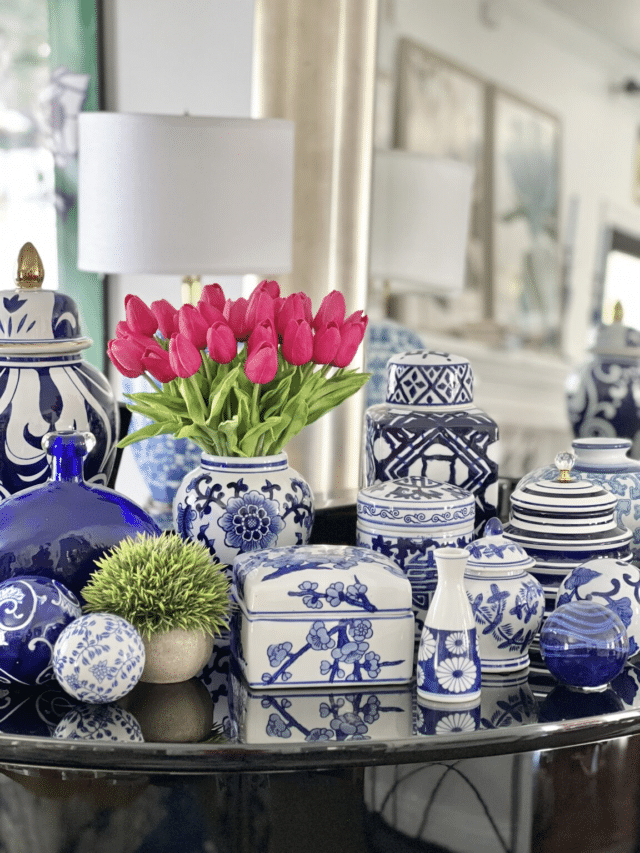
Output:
[
  {"xmin": 78, "ymin": 113, "xmax": 294, "ymax": 275},
  {"xmin": 370, "ymin": 149, "xmax": 474, "ymax": 294}
]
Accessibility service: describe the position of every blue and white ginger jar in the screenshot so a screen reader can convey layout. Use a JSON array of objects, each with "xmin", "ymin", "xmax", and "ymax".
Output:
[
  {"xmin": 465, "ymin": 518, "xmax": 544, "ymax": 673},
  {"xmin": 517, "ymin": 438, "xmax": 640, "ymax": 563},
  {"xmin": 364, "ymin": 350, "xmax": 499, "ymax": 534},
  {"xmin": 480, "ymin": 670, "xmax": 538, "ymax": 728},
  {"xmin": 173, "ymin": 452, "xmax": 314, "ymax": 568},
  {"xmin": 356, "ymin": 475, "xmax": 475, "ymax": 641},
  {"xmin": 0, "ymin": 243, "xmax": 118, "ymax": 497},
  {"xmin": 231, "ymin": 544, "xmax": 414, "ymax": 689},
  {"xmin": 557, "ymin": 558, "xmax": 640, "ymax": 658}
]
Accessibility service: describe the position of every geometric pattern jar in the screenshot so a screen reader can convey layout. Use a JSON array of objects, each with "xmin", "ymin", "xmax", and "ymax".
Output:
[{"xmin": 364, "ymin": 350, "xmax": 499, "ymax": 534}]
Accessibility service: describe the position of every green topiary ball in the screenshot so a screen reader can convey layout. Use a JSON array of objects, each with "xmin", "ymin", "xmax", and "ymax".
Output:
[{"xmin": 82, "ymin": 532, "xmax": 230, "ymax": 638}]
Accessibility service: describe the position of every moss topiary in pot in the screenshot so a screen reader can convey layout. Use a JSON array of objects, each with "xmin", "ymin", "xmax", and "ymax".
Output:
[{"xmin": 82, "ymin": 532, "xmax": 230, "ymax": 683}]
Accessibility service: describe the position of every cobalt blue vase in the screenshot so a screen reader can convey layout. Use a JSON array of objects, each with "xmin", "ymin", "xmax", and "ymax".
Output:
[{"xmin": 0, "ymin": 430, "xmax": 160, "ymax": 599}]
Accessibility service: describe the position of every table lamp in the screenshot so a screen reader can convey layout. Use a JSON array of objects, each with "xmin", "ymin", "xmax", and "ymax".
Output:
[{"xmin": 77, "ymin": 112, "xmax": 294, "ymax": 516}]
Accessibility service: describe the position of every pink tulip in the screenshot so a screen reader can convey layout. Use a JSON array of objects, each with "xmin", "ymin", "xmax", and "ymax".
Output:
[
  {"xmin": 125, "ymin": 295, "xmax": 158, "ymax": 337},
  {"xmin": 255, "ymin": 279, "xmax": 280, "ymax": 300},
  {"xmin": 312, "ymin": 321, "xmax": 340, "ymax": 364},
  {"xmin": 141, "ymin": 348, "xmax": 178, "ymax": 383},
  {"xmin": 247, "ymin": 319, "xmax": 278, "ymax": 356},
  {"xmin": 200, "ymin": 283, "xmax": 226, "ymax": 312},
  {"xmin": 107, "ymin": 337, "xmax": 146, "ymax": 378},
  {"xmin": 178, "ymin": 304, "xmax": 209, "ymax": 350},
  {"xmin": 332, "ymin": 313, "xmax": 368, "ymax": 368},
  {"xmin": 300, "ymin": 292, "xmax": 313, "ymax": 324},
  {"xmin": 223, "ymin": 297, "xmax": 251, "ymax": 340},
  {"xmin": 282, "ymin": 318, "xmax": 313, "ymax": 366},
  {"xmin": 276, "ymin": 293, "xmax": 308, "ymax": 338},
  {"xmin": 313, "ymin": 290, "xmax": 346, "ymax": 331},
  {"xmin": 151, "ymin": 299, "xmax": 179, "ymax": 338},
  {"xmin": 245, "ymin": 289, "xmax": 275, "ymax": 332},
  {"xmin": 197, "ymin": 300, "xmax": 226, "ymax": 326},
  {"xmin": 206, "ymin": 321, "xmax": 238, "ymax": 364},
  {"xmin": 169, "ymin": 333, "xmax": 202, "ymax": 378},
  {"xmin": 244, "ymin": 341, "xmax": 278, "ymax": 384}
]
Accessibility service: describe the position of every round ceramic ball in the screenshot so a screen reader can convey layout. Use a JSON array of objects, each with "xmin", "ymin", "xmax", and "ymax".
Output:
[
  {"xmin": 53, "ymin": 703, "xmax": 144, "ymax": 742},
  {"xmin": 540, "ymin": 600, "xmax": 629, "ymax": 689},
  {"xmin": 53, "ymin": 612, "xmax": 145, "ymax": 703},
  {"xmin": 0, "ymin": 576, "xmax": 82, "ymax": 686}
]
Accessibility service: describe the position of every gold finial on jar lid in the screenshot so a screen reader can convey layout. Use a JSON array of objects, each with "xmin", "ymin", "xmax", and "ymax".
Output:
[
  {"xmin": 15, "ymin": 242, "xmax": 44, "ymax": 290},
  {"xmin": 613, "ymin": 300, "xmax": 624, "ymax": 323},
  {"xmin": 554, "ymin": 451, "xmax": 575, "ymax": 483}
]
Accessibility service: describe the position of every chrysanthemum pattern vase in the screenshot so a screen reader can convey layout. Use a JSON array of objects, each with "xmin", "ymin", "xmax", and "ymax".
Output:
[
  {"xmin": 364, "ymin": 351, "xmax": 499, "ymax": 535},
  {"xmin": 173, "ymin": 453, "xmax": 315, "ymax": 568}
]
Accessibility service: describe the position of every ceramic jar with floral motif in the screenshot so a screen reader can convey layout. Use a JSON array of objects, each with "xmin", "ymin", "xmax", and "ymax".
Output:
[
  {"xmin": 173, "ymin": 453, "xmax": 315, "ymax": 568},
  {"xmin": 465, "ymin": 518, "xmax": 544, "ymax": 673},
  {"xmin": 0, "ymin": 244, "xmax": 119, "ymax": 498}
]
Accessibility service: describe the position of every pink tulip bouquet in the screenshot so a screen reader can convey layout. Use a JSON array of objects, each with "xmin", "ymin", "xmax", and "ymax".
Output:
[{"xmin": 108, "ymin": 280, "xmax": 370, "ymax": 457}]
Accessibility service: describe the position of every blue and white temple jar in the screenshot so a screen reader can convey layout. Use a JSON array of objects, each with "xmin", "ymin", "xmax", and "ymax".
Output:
[
  {"xmin": 356, "ymin": 475, "xmax": 475, "ymax": 641},
  {"xmin": 173, "ymin": 452, "xmax": 315, "ymax": 568},
  {"xmin": 516, "ymin": 437, "xmax": 640, "ymax": 563},
  {"xmin": 364, "ymin": 350, "xmax": 499, "ymax": 534},
  {"xmin": 465, "ymin": 518, "xmax": 544, "ymax": 673},
  {"xmin": 0, "ymin": 243, "xmax": 118, "ymax": 497},
  {"xmin": 566, "ymin": 305, "xmax": 640, "ymax": 458}
]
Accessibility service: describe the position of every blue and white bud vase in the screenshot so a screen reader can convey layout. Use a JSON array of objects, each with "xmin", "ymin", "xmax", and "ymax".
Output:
[{"xmin": 417, "ymin": 547, "xmax": 481, "ymax": 704}]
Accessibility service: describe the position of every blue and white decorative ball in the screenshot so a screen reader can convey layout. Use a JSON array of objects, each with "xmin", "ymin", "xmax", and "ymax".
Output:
[
  {"xmin": 540, "ymin": 600, "xmax": 629, "ymax": 689},
  {"xmin": 0, "ymin": 576, "xmax": 82, "ymax": 686},
  {"xmin": 53, "ymin": 702, "xmax": 144, "ymax": 742},
  {"xmin": 53, "ymin": 612, "xmax": 145, "ymax": 703}
]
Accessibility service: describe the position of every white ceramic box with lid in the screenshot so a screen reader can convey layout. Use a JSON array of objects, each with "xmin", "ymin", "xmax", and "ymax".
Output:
[{"xmin": 230, "ymin": 544, "xmax": 415, "ymax": 689}]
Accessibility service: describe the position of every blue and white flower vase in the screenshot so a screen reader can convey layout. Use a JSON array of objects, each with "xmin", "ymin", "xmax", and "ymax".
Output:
[
  {"xmin": 566, "ymin": 305, "xmax": 640, "ymax": 457},
  {"xmin": 415, "ymin": 696, "xmax": 481, "ymax": 736},
  {"xmin": 557, "ymin": 559, "xmax": 640, "ymax": 659},
  {"xmin": 173, "ymin": 452, "xmax": 315, "ymax": 568},
  {"xmin": 0, "ymin": 243, "xmax": 119, "ymax": 498},
  {"xmin": 0, "ymin": 576, "xmax": 81, "ymax": 687},
  {"xmin": 516, "ymin": 438, "xmax": 640, "ymax": 563},
  {"xmin": 539, "ymin": 600, "xmax": 629, "ymax": 690},
  {"xmin": 356, "ymin": 475, "xmax": 475, "ymax": 642},
  {"xmin": 0, "ymin": 430, "xmax": 160, "ymax": 600},
  {"xmin": 231, "ymin": 544, "xmax": 414, "ymax": 689},
  {"xmin": 464, "ymin": 518, "xmax": 544, "ymax": 673},
  {"xmin": 417, "ymin": 547, "xmax": 481, "ymax": 704},
  {"xmin": 364, "ymin": 350, "xmax": 500, "ymax": 534},
  {"xmin": 53, "ymin": 612, "xmax": 146, "ymax": 703}
]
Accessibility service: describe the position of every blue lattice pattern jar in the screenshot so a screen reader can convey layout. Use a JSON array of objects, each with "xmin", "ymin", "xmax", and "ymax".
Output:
[
  {"xmin": 356, "ymin": 475, "xmax": 475, "ymax": 641},
  {"xmin": 364, "ymin": 350, "xmax": 500, "ymax": 534}
]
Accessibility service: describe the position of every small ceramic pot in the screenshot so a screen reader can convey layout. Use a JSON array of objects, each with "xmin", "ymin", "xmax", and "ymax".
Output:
[
  {"xmin": 123, "ymin": 679, "xmax": 214, "ymax": 742},
  {"xmin": 141, "ymin": 628, "xmax": 214, "ymax": 684},
  {"xmin": 539, "ymin": 600, "xmax": 629, "ymax": 690},
  {"xmin": 173, "ymin": 452, "xmax": 314, "ymax": 568},
  {"xmin": 557, "ymin": 558, "xmax": 640, "ymax": 658},
  {"xmin": 464, "ymin": 518, "xmax": 544, "ymax": 672},
  {"xmin": 231, "ymin": 544, "xmax": 415, "ymax": 689},
  {"xmin": 356, "ymin": 475, "xmax": 475, "ymax": 641},
  {"xmin": 516, "ymin": 438, "xmax": 640, "ymax": 562},
  {"xmin": 364, "ymin": 350, "xmax": 500, "ymax": 534}
]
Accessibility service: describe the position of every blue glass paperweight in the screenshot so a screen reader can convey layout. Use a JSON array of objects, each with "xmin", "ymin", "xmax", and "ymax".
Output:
[{"xmin": 540, "ymin": 600, "xmax": 629, "ymax": 690}]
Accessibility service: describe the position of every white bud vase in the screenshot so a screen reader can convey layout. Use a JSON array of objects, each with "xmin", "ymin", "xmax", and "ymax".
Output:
[{"xmin": 417, "ymin": 547, "xmax": 481, "ymax": 704}]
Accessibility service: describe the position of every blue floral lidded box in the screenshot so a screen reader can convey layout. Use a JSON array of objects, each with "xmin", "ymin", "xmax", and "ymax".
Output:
[
  {"xmin": 230, "ymin": 544, "xmax": 415, "ymax": 690},
  {"xmin": 356, "ymin": 475, "xmax": 475, "ymax": 641}
]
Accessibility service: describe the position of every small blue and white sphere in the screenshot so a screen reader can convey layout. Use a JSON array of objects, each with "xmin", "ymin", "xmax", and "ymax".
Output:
[
  {"xmin": 0, "ymin": 576, "xmax": 81, "ymax": 687},
  {"xmin": 53, "ymin": 612, "xmax": 145, "ymax": 703},
  {"xmin": 53, "ymin": 702, "xmax": 144, "ymax": 741},
  {"xmin": 540, "ymin": 600, "xmax": 629, "ymax": 690}
]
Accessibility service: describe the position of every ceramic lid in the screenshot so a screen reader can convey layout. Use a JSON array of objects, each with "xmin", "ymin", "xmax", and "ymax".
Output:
[
  {"xmin": 233, "ymin": 544, "xmax": 412, "ymax": 617},
  {"xmin": 385, "ymin": 350, "xmax": 474, "ymax": 410},
  {"xmin": 591, "ymin": 302, "xmax": 640, "ymax": 358},
  {"xmin": 504, "ymin": 453, "xmax": 631, "ymax": 552},
  {"xmin": 357, "ymin": 476, "xmax": 475, "ymax": 532},
  {"xmin": 465, "ymin": 518, "xmax": 535, "ymax": 573},
  {"xmin": 0, "ymin": 243, "xmax": 91, "ymax": 353}
]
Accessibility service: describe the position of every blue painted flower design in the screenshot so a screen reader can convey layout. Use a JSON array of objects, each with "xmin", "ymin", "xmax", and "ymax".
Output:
[{"xmin": 218, "ymin": 490, "xmax": 285, "ymax": 552}]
